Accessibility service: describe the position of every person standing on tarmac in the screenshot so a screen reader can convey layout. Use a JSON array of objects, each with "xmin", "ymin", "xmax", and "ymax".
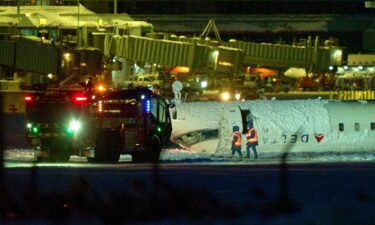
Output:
[
  {"xmin": 171, "ymin": 76, "xmax": 183, "ymax": 104},
  {"xmin": 230, "ymin": 125, "xmax": 242, "ymax": 158},
  {"xmin": 246, "ymin": 125, "xmax": 258, "ymax": 159}
]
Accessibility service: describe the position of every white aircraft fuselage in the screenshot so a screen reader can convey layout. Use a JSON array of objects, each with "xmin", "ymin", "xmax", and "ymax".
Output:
[{"xmin": 171, "ymin": 99, "xmax": 375, "ymax": 154}]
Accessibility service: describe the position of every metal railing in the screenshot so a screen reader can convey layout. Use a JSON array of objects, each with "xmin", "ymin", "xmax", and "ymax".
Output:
[{"xmin": 329, "ymin": 90, "xmax": 375, "ymax": 100}]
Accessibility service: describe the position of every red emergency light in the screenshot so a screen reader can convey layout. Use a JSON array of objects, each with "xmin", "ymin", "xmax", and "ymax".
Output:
[
  {"xmin": 73, "ymin": 95, "xmax": 88, "ymax": 103},
  {"xmin": 25, "ymin": 96, "xmax": 33, "ymax": 102}
]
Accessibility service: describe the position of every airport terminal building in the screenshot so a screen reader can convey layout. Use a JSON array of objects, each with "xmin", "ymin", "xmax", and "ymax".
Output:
[{"xmin": 1, "ymin": 0, "xmax": 374, "ymax": 53}]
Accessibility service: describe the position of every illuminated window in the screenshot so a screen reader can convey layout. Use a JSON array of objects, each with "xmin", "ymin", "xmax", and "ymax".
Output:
[
  {"xmin": 371, "ymin": 122, "xmax": 375, "ymax": 130},
  {"xmin": 355, "ymin": 123, "xmax": 360, "ymax": 131},
  {"xmin": 158, "ymin": 98, "xmax": 167, "ymax": 123},
  {"xmin": 339, "ymin": 123, "xmax": 344, "ymax": 132}
]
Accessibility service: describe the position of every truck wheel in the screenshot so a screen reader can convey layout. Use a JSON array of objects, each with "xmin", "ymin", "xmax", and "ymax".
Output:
[
  {"xmin": 132, "ymin": 135, "xmax": 161, "ymax": 163},
  {"xmin": 131, "ymin": 153, "xmax": 148, "ymax": 163},
  {"xmin": 37, "ymin": 139, "xmax": 70, "ymax": 162},
  {"xmin": 94, "ymin": 130, "xmax": 121, "ymax": 163},
  {"xmin": 52, "ymin": 142, "xmax": 71, "ymax": 162},
  {"xmin": 149, "ymin": 135, "xmax": 162, "ymax": 162}
]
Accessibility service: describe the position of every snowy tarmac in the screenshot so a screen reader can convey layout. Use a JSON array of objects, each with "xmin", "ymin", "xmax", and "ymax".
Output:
[{"xmin": 3, "ymin": 147, "xmax": 375, "ymax": 165}]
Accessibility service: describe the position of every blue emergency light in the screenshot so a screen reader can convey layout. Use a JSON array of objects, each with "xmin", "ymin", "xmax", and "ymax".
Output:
[{"xmin": 145, "ymin": 99, "xmax": 151, "ymax": 113}]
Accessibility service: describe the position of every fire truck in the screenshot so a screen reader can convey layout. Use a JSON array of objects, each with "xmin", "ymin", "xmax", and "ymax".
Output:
[{"xmin": 24, "ymin": 87, "xmax": 172, "ymax": 163}]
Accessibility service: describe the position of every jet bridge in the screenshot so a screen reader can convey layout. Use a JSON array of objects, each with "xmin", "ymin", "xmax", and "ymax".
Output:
[
  {"xmin": 102, "ymin": 33, "xmax": 342, "ymax": 73},
  {"xmin": 103, "ymin": 34, "xmax": 244, "ymax": 75},
  {"xmin": 0, "ymin": 36, "xmax": 59, "ymax": 75},
  {"xmin": 224, "ymin": 39, "xmax": 342, "ymax": 70}
]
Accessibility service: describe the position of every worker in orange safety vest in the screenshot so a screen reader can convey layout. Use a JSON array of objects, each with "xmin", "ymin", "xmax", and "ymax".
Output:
[
  {"xmin": 246, "ymin": 125, "xmax": 258, "ymax": 159},
  {"xmin": 230, "ymin": 125, "xmax": 242, "ymax": 157}
]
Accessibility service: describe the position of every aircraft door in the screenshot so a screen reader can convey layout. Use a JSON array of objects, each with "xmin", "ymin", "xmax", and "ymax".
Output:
[{"xmin": 216, "ymin": 105, "xmax": 243, "ymax": 154}]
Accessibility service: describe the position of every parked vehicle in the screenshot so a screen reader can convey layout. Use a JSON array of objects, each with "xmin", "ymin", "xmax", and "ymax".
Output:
[{"xmin": 125, "ymin": 73, "xmax": 169, "ymax": 90}]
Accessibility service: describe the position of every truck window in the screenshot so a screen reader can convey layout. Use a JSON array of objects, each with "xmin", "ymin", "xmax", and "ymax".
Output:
[
  {"xmin": 158, "ymin": 98, "xmax": 167, "ymax": 123},
  {"xmin": 151, "ymin": 97, "xmax": 167, "ymax": 123},
  {"xmin": 151, "ymin": 97, "xmax": 158, "ymax": 119},
  {"xmin": 28, "ymin": 102, "xmax": 76, "ymax": 123}
]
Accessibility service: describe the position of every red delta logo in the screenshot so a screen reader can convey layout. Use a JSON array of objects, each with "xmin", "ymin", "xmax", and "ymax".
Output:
[
  {"xmin": 263, "ymin": 133, "xmax": 325, "ymax": 145},
  {"xmin": 281, "ymin": 134, "xmax": 309, "ymax": 144},
  {"xmin": 315, "ymin": 133, "xmax": 324, "ymax": 143}
]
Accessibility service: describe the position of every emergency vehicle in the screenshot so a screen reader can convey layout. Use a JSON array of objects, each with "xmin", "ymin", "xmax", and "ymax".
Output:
[{"xmin": 24, "ymin": 87, "xmax": 172, "ymax": 163}]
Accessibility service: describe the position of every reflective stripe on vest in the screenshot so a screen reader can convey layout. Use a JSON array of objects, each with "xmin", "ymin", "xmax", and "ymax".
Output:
[
  {"xmin": 247, "ymin": 128, "xmax": 258, "ymax": 143},
  {"xmin": 231, "ymin": 131, "xmax": 242, "ymax": 146}
]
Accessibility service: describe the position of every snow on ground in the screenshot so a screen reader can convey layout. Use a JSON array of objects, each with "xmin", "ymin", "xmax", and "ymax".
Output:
[{"xmin": 4, "ymin": 147, "xmax": 375, "ymax": 163}]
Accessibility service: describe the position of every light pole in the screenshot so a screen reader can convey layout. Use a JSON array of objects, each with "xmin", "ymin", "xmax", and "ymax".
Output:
[
  {"xmin": 114, "ymin": 0, "xmax": 118, "ymax": 15},
  {"xmin": 365, "ymin": 1, "xmax": 375, "ymax": 51},
  {"xmin": 77, "ymin": 0, "xmax": 80, "ymax": 27},
  {"xmin": 17, "ymin": 0, "xmax": 20, "ymax": 15}
]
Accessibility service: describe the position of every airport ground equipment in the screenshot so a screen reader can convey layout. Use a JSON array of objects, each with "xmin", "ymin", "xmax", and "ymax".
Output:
[{"xmin": 25, "ymin": 87, "xmax": 172, "ymax": 163}]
